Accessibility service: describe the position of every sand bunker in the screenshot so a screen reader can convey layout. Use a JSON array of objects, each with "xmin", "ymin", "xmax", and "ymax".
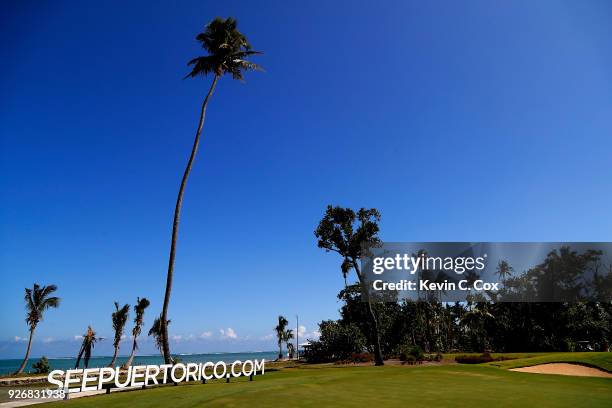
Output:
[{"xmin": 511, "ymin": 363, "xmax": 612, "ymax": 378}]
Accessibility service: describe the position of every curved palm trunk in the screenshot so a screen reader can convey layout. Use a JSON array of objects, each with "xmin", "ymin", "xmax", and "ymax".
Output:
[
  {"xmin": 352, "ymin": 261, "xmax": 384, "ymax": 366},
  {"xmin": 14, "ymin": 327, "xmax": 35, "ymax": 374},
  {"xmin": 75, "ymin": 343, "xmax": 85, "ymax": 369},
  {"xmin": 123, "ymin": 337, "xmax": 138, "ymax": 368},
  {"xmin": 161, "ymin": 75, "xmax": 219, "ymax": 364},
  {"xmin": 108, "ymin": 344, "xmax": 119, "ymax": 367}
]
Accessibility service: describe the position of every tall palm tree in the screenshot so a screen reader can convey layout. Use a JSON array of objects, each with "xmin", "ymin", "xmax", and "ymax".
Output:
[
  {"xmin": 75, "ymin": 326, "xmax": 98, "ymax": 369},
  {"xmin": 284, "ymin": 329, "xmax": 295, "ymax": 358},
  {"xmin": 108, "ymin": 302, "xmax": 130, "ymax": 367},
  {"xmin": 275, "ymin": 315, "xmax": 288, "ymax": 359},
  {"xmin": 148, "ymin": 315, "xmax": 171, "ymax": 361},
  {"xmin": 14, "ymin": 284, "xmax": 60, "ymax": 374},
  {"xmin": 159, "ymin": 17, "xmax": 262, "ymax": 363},
  {"xmin": 123, "ymin": 297, "xmax": 150, "ymax": 368}
]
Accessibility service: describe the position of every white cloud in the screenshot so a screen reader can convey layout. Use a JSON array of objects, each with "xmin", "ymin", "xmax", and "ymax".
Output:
[
  {"xmin": 120, "ymin": 334, "xmax": 127, "ymax": 340},
  {"xmin": 185, "ymin": 334, "xmax": 195, "ymax": 341},
  {"xmin": 219, "ymin": 328, "xmax": 237, "ymax": 339},
  {"xmin": 14, "ymin": 336, "xmax": 26, "ymax": 342},
  {"xmin": 260, "ymin": 333, "xmax": 274, "ymax": 340},
  {"xmin": 73, "ymin": 335, "xmax": 83, "ymax": 341},
  {"xmin": 297, "ymin": 325, "xmax": 306, "ymax": 337},
  {"xmin": 42, "ymin": 337, "xmax": 54, "ymax": 343},
  {"xmin": 171, "ymin": 335, "xmax": 183, "ymax": 342},
  {"xmin": 200, "ymin": 331, "xmax": 212, "ymax": 339}
]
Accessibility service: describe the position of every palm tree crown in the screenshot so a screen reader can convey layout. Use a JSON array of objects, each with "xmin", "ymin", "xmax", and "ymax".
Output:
[
  {"xmin": 112, "ymin": 302, "xmax": 130, "ymax": 348},
  {"xmin": 185, "ymin": 17, "xmax": 262, "ymax": 80},
  {"xmin": 132, "ymin": 297, "xmax": 151, "ymax": 340},
  {"xmin": 25, "ymin": 284, "xmax": 60, "ymax": 329}
]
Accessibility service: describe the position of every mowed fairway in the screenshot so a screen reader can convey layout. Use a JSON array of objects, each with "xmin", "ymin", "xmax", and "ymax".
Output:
[{"xmin": 45, "ymin": 363, "xmax": 612, "ymax": 408}]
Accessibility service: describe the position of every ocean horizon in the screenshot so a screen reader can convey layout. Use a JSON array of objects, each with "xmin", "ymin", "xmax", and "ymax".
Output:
[{"xmin": 0, "ymin": 351, "xmax": 277, "ymax": 375}]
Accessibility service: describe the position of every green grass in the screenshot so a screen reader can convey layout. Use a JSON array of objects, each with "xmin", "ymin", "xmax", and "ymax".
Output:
[
  {"xmin": 484, "ymin": 352, "xmax": 612, "ymax": 372},
  {"xmin": 44, "ymin": 361, "xmax": 612, "ymax": 408}
]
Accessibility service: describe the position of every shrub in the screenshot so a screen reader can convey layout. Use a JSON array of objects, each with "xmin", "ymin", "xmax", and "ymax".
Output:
[
  {"xmin": 350, "ymin": 352, "xmax": 373, "ymax": 363},
  {"xmin": 455, "ymin": 353, "xmax": 494, "ymax": 364},
  {"xmin": 399, "ymin": 345, "xmax": 424, "ymax": 362},
  {"xmin": 32, "ymin": 356, "xmax": 50, "ymax": 374},
  {"xmin": 303, "ymin": 321, "xmax": 367, "ymax": 363}
]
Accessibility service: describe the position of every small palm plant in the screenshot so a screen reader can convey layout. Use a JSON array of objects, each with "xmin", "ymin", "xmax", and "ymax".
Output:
[
  {"xmin": 75, "ymin": 326, "xmax": 98, "ymax": 368},
  {"xmin": 159, "ymin": 17, "xmax": 262, "ymax": 363},
  {"xmin": 148, "ymin": 315, "xmax": 171, "ymax": 361},
  {"xmin": 275, "ymin": 315, "xmax": 288, "ymax": 360},
  {"xmin": 14, "ymin": 283, "xmax": 60, "ymax": 374},
  {"xmin": 123, "ymin": 297, "xmax": 150, "ymax": 368},
  {"xmin": 108, "ymin": 302, "xmax": 130, "ymax": 367}
]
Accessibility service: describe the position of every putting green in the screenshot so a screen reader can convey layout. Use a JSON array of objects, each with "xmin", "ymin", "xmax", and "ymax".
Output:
[{"xmin": 45, "ymin": 363, "xmax": 611, "ymax": 408}]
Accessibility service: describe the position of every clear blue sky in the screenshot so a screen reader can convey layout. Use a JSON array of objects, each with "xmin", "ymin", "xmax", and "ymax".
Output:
[{"xmin": 1, "ymin": 0, "xmax": 611, "ymax": 358}]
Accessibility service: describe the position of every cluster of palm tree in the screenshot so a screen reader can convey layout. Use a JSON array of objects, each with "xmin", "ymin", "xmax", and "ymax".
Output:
[
  {"xmin": 274, "ymin": 315, "xmax": 295, "ymax": 360},
  {"xmin": 73, "ymin": 297, "xmax": 151, "ymax": 369}
]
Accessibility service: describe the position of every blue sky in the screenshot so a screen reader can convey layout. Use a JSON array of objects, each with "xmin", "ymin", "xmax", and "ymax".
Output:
[{"xmin": 1, "ymin": 0, "xmax": 611, "ymax": 358}]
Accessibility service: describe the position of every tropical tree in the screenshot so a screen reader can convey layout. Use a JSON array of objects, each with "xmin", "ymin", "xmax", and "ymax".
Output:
[
  {"xmin": 275, "ymin": 315, "xmax": 289, "ymax": 359},
  {"xmin": 160, "ymin": 17, "xmax": 262, "ymax": 363},
  {"xmin": 123, "ymin": 297, "xmax": 150, "ymax": 368},
  {"xmin": 149, "ymin": 315, "xmax": 171, "ymax": 361},
  {"xmin": 14, "ymin": 284, "xmax": 60, "ymax": 374},
  {"xmin": 284, "ymin": 329, "xmax": 295, "ymax": 358},
  {"xmin": 496, "ymin": 260, "xmax": 513, "ymax": 281},
  {"xmin": 315, "ymin": 205, "xmax": 385, "ymax": 365},
  {"xmin": 108, "ymin": 302, "xmax": 130, "ymax": 367},
  {"xmin": 75, "ymin": 326, "xmax": 98, "ymax": 368}
]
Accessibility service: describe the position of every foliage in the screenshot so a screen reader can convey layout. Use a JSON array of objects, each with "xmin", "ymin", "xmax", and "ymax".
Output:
[
  {"xmin": 32, "ymin": 356, "xmax": 50, "ymax": 374},
  {"xmin": 111, "ymin": 302, "xmax": 130, "ymax": 348},
  {"xmin": 315, "ymin": 205, "xmax": 385, "ymax": 365},
  {"xmin": 303, "ymin": 321, "xmax": 366, "ymax": 363},
  {"xmin": 24, "ymin": 284, "xmax": 60, "ymax": 329},
  {"xmin": 399, "ymin": 345, "xmax": 424, "ymax": 362},
  {"xmin": 185, "ymin": 17, "xmax": 262, "ymax": 80}
]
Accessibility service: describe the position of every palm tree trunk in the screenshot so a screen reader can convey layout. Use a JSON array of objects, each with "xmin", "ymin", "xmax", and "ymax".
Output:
[
  {"xmin": 352, "ymin": 261, "xmax": 384, "ymax": 366},
  {"xmin": 14, "ymin": 327, "xmax": 35, "ymax": 374},
  {"xmin": 75, "ymin": 343, "xmax": 85, "ymax": 369},
  {"xmin": 161, "ymin": 75, "xmax": 219, "ymax": 364},
  {"xmin": 108, "ymin": 345, "xmax": 119, "ymax": 367},
  {"xmin": 124, "ymin": 338, "xmax": 137, "ymax": 368}
]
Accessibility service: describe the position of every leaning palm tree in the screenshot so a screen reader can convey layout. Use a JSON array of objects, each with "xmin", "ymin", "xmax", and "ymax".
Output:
[
  {"xmin": 108, "ymin": 302, "xmax": 130, "ymax": 367},
  {"xmin": 75, "ymin": 326, "xmax": 98, "ymax": 368},
  {"xmin": 123, "ymin": 297, "xmax": 150, "ymax": 368},
  {"xmin": 148, "ymin": 315, "xmax": 171, "ymax": 361},
  {"xmin": 14, "ymin": 284, "xmax": 60, "ymax": 374},
  {"xmin": 159, "ymin": 17, "xmax": 262, "ymax": 363},
  {"xmin": 275, "ymin": 316, "xmax": 288, "ymax": 360}
]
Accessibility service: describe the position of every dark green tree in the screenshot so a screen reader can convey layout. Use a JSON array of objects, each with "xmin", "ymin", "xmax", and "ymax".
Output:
[{"xmin": 315, "ymin": 205, "xmax": 385, "ymax": 365}]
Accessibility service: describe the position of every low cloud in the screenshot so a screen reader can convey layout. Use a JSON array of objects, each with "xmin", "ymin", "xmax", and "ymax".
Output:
[
  {"xmin": 220, "ymin": 328, "xmax": 237, "ymax": 339},
  {"xmin": 42, "ymin": 337, "xmax": 54, "ymax": 344},
  {"xmin": 200, "ymin": 331, "xmax": 212, "ymax": 339},
  {"xmin": 14, "ymin": 336, "xmax": 26, "ymax": 342}
]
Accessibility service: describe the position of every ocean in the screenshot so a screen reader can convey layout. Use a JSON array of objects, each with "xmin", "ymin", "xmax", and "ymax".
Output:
[{"xmin": 0, "ymin": 351, "xmax": 277, "ymax": 375}]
